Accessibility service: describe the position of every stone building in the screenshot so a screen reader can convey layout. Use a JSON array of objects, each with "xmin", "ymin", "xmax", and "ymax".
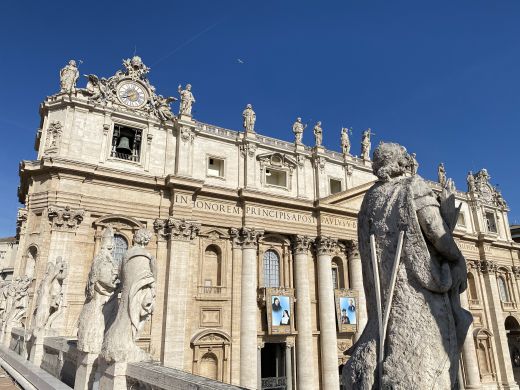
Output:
[{"xmin": 7, "ymin": 56, "xmax": 520, "ymax": 389}]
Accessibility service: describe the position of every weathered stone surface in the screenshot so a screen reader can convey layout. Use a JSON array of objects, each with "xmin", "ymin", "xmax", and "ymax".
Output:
[
  {"xmin": 342, "ymin": 143, "xmax": 472, "ymax": 389},
  {"xmin": 101, "ymin": 229, "xmax": 156, "ymax": 363},
  {"xmin": 77, "ymin": 227, "xmax": 119, "ymax": 354}
]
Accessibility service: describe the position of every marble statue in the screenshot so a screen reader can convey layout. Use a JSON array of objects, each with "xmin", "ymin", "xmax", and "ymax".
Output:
[
  {"xmin": 178, "ymin": 84, "xmax": 195, "ymax": 116},
  {"xmin": 313, "ymin": 121, "xmax": 323, "ymax": 146},
  {"xmin": 4, "ymin": 276, "xmax": 31, "ymax": 329},
  {"xmin": 242, "ymin": 104, "xmax": 256, "ymax": 134},
  {"xmin": 292, "ymin": 117, "xmax": 306, "ymax": 145},
  {"xmin": 85, "ymin": 74, "xmax": 109, "ymax": 102},
  {"xmin": 467, "ymin": 171, "xmax": 475, "ymax": 193},
  {"xmin": 341, "ymin": 127, "xmax": 351, "ymax": 155},
  {"xmin": 155, "ymin": 95, "xmax": 177, "ymax": 122},
  {"xmin": 438, "ymin": 162, "xmax": 447, "ymax": 187},
  {"xmin": 32, "ymin": 257, "xmax": 68, "ymax": 336},
  {"xmin": 101, "ymin": 229, "xmax": 156, "ymax": 363},
  {"xmin": 342, "ymin": 143, "xmax": 471, "ymax": 389},
  {"xmin": 361, "ymin": 129, "xmax": 372, "ymax": 160},
  {"xmin": 410, "ymin": 153, "xmax": 418, "ymax": 175},
  {"xmin": 77, "ymin": 227, "xmax": 119, "ymax": 354},
  {"xmin": 60, "ymin": 60, "xmax": 79, "ymax": 94}
]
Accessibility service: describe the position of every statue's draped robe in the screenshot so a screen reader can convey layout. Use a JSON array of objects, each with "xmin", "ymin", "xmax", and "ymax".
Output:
[{"xmin": 343, "ymin": 176, "xmax": 468, "ymax": 390}]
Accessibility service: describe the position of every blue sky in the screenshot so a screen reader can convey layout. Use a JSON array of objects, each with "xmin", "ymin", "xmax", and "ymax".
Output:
[{"xmin": 0, "ymin": 1, "xmax": 519, "ymax": 236}]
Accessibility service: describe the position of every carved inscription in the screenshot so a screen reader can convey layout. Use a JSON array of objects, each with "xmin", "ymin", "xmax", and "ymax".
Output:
[{"xmin": 321, "ymin": 215, "xmax": 357, "ymax": 229}]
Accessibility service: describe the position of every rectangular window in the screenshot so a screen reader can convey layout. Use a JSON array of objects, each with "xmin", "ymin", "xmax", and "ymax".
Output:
[
  {"xmin": 456, "ymin": 212, "xmax": 466, "ymax": 227},
  {"xmin": 330, "ymin": 179, "xmax": 342, "ymax": 195},
  {"xmin": 485, "ymin": 212, "xmax": 497, "ymax": 233},
  {"xmin": 265, "ymin": 168, "xmax": 287, "ymax": 188},
  {"xmin": 207, "ymin": 157, "xmax": 224, "ymax": 177},
  {"xmin": 111, "ymin": 124, "xmax": 142, "ymax": 162}
]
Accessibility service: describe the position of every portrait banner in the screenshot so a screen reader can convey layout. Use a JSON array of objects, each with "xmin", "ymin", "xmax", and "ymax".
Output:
[
  {"xmin": 335, "ymin": 289, "xmax": 359, "ymax": 333},
  {"xmin": 265, "ymin": 288, "xmax": 294, "ymax": 335}
]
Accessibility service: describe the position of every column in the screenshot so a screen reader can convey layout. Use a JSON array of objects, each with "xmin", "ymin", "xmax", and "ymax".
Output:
[
  {"xmin": 292, "ymin": 235, "xmax": 315, "ymax": 390},
  {"xmin": 481, "ymin": 260, "xmax": 519, "ymax": 389},
  {"xmin": 285, "ymin": 340, "xmax": 294, "ymax": 390},
  {"xmin": 238, "ymin": 227, "xmax": 264, "ymax": 389},
  {"xmin": 316, "ymin": 236, "xmax": 340, "ymax": 390},
  {"xmin": 230, "ymin": 229, "xmax": 243, "ymax": 385},
  {"xmin": 162, "ymin": 218, "xmax": 200, "ymax": 368},
  {"xmin": 257, "ymin": 342, "xmax": 263, "ymax": 390},
  {"xmin": 348, "ymin": 240, "xmax": 367, "ymax": 341},
  {"xmin": 459, "ymin": 289, "xmax": 482, "ymax": 389}
]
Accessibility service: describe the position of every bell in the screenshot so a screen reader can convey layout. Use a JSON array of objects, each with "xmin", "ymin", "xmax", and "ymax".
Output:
[{"xmin": 116, "ymin": 136, "xmax": 132, "ymax": 154}]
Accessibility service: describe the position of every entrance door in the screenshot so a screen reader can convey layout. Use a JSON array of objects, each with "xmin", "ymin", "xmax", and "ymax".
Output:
[{"xmin": 261, "ymin": 343, "xmax": 287, "ymax": 390}]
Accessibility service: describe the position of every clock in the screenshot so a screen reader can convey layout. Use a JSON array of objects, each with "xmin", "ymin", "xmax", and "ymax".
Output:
[{"xmin": 117, "ymin": 81, "xmax": 148, "ymax": 108}]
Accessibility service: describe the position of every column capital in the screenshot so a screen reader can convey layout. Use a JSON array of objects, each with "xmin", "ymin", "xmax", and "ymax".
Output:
[
  {"xmin": 292, "ymin": 235, "xmax": 313, "ymax": 254},
  {"xmin": 154, "ymin": 217, "xmax": 200, "ymax": 241},
  {"xmin": 47, "ymin": 205, "xmax": 85, "ymax": 231},
  {"xmin": 230, "ymin": 227, "xmax": 264, "ymax": 249},
  {"xmin": 347, "ymin": 239, "xmax": 360, "ymax": 260},
  {"xmin": 285, "ymin": 338, "xmax": 295, "ymax": 348},
  {"xmin": 479, "ymin": 259, "xmax": 498, "ymax": 274},
  {"xmin": 315, "ymin": 236, "xmax": 338, "ymax": 256}
]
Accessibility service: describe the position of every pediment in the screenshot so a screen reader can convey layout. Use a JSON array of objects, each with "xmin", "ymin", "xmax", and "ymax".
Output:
[
  {"xmin": 199, "ymin": 227, "xmax": 230, "ymax": 239},
  {"xmin": 319, "ymin": 181, "xmax": 374, "ymax": 210},
  {"xmin": 257, "ymin": 152, "xmax": 297, "ymax": 170}
]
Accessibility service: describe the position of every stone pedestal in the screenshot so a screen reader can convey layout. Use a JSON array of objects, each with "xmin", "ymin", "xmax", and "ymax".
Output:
[
  {"xmin": 99, "ymin": 362, "xmax": 127, "ymax": 390},
  {"xmin": 316, "ymin": 237, "xmax": 340, "ymax": 390},
  {"xmin": 74, "ymin": 352, "xmax": 99, "ymax": 390},
  {"xmin": 292, "ymin": 235, "xmax": 315, "ymax": 390}
]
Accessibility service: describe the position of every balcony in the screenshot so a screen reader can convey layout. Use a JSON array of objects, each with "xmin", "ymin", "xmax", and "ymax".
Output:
[
  {"xmin": 196, "ymin": 286, "xmax": 228, "ymax": 301},
  {"xmin": 261, "ymin": 376, "xmax": 287, "ymax": 390},
  {"xmin": 468, "ymin": 298, "xmax": 481, "ymax": 309}
]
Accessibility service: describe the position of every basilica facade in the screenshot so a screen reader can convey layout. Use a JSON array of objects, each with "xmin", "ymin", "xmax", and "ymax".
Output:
[{"xmin": 9, "ymin": 56, "xmax": 520, "ymax": 389}]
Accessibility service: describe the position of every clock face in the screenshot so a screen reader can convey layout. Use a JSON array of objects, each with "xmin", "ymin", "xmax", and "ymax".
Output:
[{"xmin": 117, "ymin": 81, "xmax": 148, "ymax": 108}]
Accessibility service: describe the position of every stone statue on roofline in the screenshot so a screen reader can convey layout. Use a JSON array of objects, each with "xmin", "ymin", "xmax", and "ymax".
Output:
[
  {"xmin": 178, "ymin": 84, "xmax": 196, "ymax": 116},
  {"xmin": 361, "ymin": 129, "xmax": 372, "ymax": 160},
  {"xmin": 77, "ymin": 227, "xmax": 119, "ymax": 354},
  {"xmin": 341, "ymin": 127, "xmax": 351, "ymax": 155},
  {"xmin": 101, "ymin": 228, "xmax": 156, "ymax": 363},
  {"xmin": 438, "ymin": 162, "xmax": 447, "ymax": 187},
  {"xmin": 342, "ymin": 142, "xmax": 471, "ymax": 389},
  {"xmin": 60, "ymin": 60, "xmax": 79, "ymax": 94},
  {"xmin": 292, "ymin": 117, "xmax": 306, "ymax": 145},
  {"xmin": 242, "ymin": 104, "xmax": 256, "ymax": 134},
  {"xmin": 313, "ymin": 121, "xmax": 323, "ymax": 146}
]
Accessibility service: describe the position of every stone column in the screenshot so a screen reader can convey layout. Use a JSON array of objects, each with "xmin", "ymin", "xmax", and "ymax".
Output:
[
  {"xmin": 161, "ymin": 218, "xmax": 200, "ymax": 369},
  {"xmin": 316, "ymin": 236, "xmax": 340, "ymax": 390},
  {"xmin": 286, "ymin": 339, "xmax": 294, "ymax": 390},
  {"xmin": 257, "ymin": 342, "xmax": 264, "ymax": 390},
  {"xmin": 348, "ymin": 240, "xmax": 367, "ymax": 341},
  {"xmin": 230, "ymin": 230, "xmax": 243, "ymax": 385},
  {"xmin": 292, "ymin": 235, "xmax": 315, "ymax": 390},
  {"xmin": 237, "ymin": 227, "xmax": 263, "ymax": 389},
  {"xmin": 459, "ymin": 288, "xmax": 482, "ymax": 390},
  {"xmin": 480, "ymin": 260, "xmax": 519, "ymax": 389}
]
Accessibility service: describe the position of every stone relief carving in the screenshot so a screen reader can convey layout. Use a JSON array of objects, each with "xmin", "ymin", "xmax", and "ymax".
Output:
[
  {"xmin": 60, "ymin": 60, "xmax": 79, "ymax": 93},
  {"xmin": 341, "ymin": 127, "xmax": 351, "ymax": 155},
  {"xmin": 48, "ymin": 205, "xmax": 85, "ymax": 230},
  {"xmin": 242, "ymin": 104, "xmax": 256, "ymax": 134},
  {"xmin": 292, "ymin": 235, "xmax": 313, "ymax": 254},
  {"xmin": 342, "ymin": 142, "xmax": 471, "ymax": 389},
  {"xmin": 313, "ymin": 156, "xmax": 326, "ymax": 172},
  {"xmin": 180, "ymin": 126, "xmax": 195, "ymax": 143},
  {"xmin": 360, "ymin": 128, "xmax": 372, "ymax": 160},
  {"xmin": 0, "ymin": 276, "xmax": 31, "ymax": 336},
  {"xmin": 82, "ymin": 56, "xmax": 175, "ymax": 122},
  {"xmin": 178, "ymin": 84, "xmax": 195, "ymax": 116},
  {"xmin": 32, "ymin": 257, "xmax": 68, "ymax": 337},
  {"xmin": 313, "ymin": 121, "xmax": 323, "ymax": 147},
  {"xmin": 77, "ymin": 227, "xmax": 119, "ymax": 354},
  {"xmin": 44, "ymin": 121, "xmax": 63, "ymax": 153},
  {"xmin": 239, "ymin": 142, "xmax": 257, "ymax": 158},
  {"xmin": 102, "ymin": 229, "xmax": 156, "ymax": 363},
  {"xmin": 292, "ymin": 118, "xmax": 306, "ymax": 145}
]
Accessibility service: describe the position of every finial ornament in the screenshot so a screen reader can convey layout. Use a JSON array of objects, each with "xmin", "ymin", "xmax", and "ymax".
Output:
[{"xmin": 60, "ymin": 60, "xmax": 79, "ymax": 94}]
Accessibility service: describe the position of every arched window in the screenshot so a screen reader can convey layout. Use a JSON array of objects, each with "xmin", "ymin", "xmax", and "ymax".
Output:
[
  {"xmin": 112, "ymin": 234, "xmax": 128, "ymax": 266},
  {"xmin": 332, "ymin": 257, "xmax": 345, "ymax": 289},
  {"xmin": 467, "ymin": 273, "xmax": 478, "ymax": 301},
  {"xmin": 263, "ymin": 250, "xmax": 280, "ymax": 287},
  {"xmin": 200, "ymin": 352, "xmax": 218, "ymax": 380},
  {"xmin": 203, "ymin": 245, "xmax": 222, "ymax": 287},
  {"xmin": 498, "ymin": 276, "xmax": 509, "ymax": 302}
]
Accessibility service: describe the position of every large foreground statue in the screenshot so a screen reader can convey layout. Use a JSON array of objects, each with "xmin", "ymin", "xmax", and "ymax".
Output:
[
  {"xmin": 101, "ymin": 229, "xmax": 156, "ymax": 363},
  {"xmin": 342, "ymin": 143, "xmax": 472, "ymax": 389}
]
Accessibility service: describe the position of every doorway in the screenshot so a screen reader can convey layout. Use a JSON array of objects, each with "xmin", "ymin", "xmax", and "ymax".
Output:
[{"xmin": 261, "ymin": 343, "xmax": 287, "ymax": 390}]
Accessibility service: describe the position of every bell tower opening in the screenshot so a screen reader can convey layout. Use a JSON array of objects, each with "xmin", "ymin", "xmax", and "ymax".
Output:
[{"xmin": 111, "ymin": 124, "xmax": 142, "ymax": 162}]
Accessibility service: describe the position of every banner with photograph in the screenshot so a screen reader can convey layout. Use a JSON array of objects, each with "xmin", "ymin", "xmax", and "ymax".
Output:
[
  {"xmin": 335, "ymin": 289, "xmax": 358, "ymax": 333},
  {"xmin": 266, "ymin": 288, "xmax": 294, "ymax": 335}
]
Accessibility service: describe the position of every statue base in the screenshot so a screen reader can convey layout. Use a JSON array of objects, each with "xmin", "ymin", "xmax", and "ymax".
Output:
[
  {"xmin": 178, "ymin": 114, "xmax": 194, "ymax": 123},
  {"xmin": 75, "ymin": 351, "xmax": 100, "ymax": 390},
  {"xmin": 100, "ymin": 361, "xmax": 128, "ymax": 390}
]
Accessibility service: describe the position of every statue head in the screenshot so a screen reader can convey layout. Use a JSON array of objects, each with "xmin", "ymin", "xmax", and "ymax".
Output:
[
  {"xmin": 297, "ymin": 117, "xmax": 302, "ymax": 122},
  {"xmin": 68, "ymin": 60, "xmax": 76, "ymax": 67},
  {"xmin": 372, "ymin": 142, "xmax": 411, "ymax": 182},
  {"xmin": 317, "ymin": 121, "xmax": 321, "ymax": 126},
  {"xmin": 186, "ymin": 84, "xmax": 192, "ymax": 90},
  {"xmin": 246, "ymin": 103, "xmax": 252, "ymax": 109},
  {"xmin": 133, "ymin": 229, "xmax": 152, "ymax": 247}
]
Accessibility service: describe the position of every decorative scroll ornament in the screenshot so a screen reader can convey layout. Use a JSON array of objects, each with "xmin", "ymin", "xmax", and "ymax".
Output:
[
  {"xmin": 82, "ymin": 56, "xmax": 176, "ymax": 123},
  {"xmin": 292, "ymin": 235, "xmax": 313, "ymax": 254},
  {"xmin": 48, "ymin": 205, "xmax": 85, "ymax": 230},
  {"xmin": 316, "ymin": 236, "xmax": 338, "ymax": 255}
]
